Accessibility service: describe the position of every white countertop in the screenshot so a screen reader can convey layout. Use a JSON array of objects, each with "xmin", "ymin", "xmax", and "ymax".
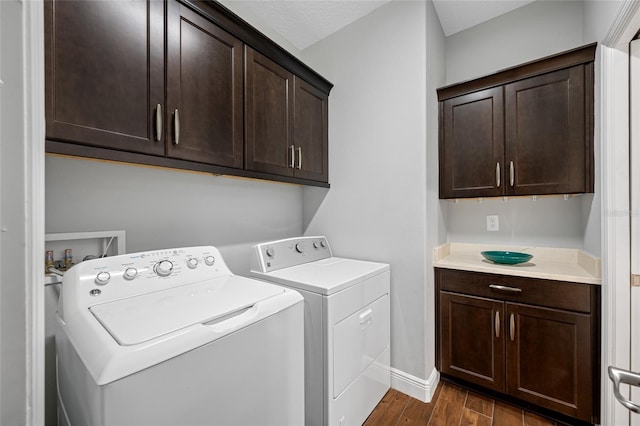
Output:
[{"xmin": 433, "ymin": 243, "xmax": 601, "ymax": 285}]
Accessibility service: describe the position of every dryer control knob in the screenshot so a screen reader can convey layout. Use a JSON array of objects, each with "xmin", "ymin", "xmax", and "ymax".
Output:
[
  {"xmin": 204, "ymin": 255, "xmax": 215, "ymax": 266},
  {"xmin": 295, "ymin": 243, "xmax": 304, "ymax": 253},
  {"xmin": 313, "ymin": 242, "xmax": 319, "ymax": 249},
  {"xmin": 265, "ymin": 248, "xmax": 275, "ymax": 257},
  {"xmin": 154, "ymin": 260, "xmax": 173, "ymax": 277},
  {"xmin": 123, "ymin": 267, "xmax": 138, "ymax": 280},
  {"xmin": 95, "ymin": 271, "xmax": 111, "ymax": 285},
  {"xmin": 320, "ymin": 241, "xmax": 326, "ymax": 248},
  {"xmin": 187, "ymin": 258, "xmax": 198, "ymax": 269}
]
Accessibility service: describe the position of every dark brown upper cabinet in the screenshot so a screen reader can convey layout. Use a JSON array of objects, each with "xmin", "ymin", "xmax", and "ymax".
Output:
[
  {"xmin": 45, "ymin": 0, "xmax": 165, "ymax": 155},
  {"xmin": 245, "ymin": 47, "xmax": 329, "ymax": 182},
  {"xmin": 293, "ymin": 77, "xmax": 329, "ymax": 182},
  {"xmin": 438, "ymin": 43, "xmax": 596, "ymax": 199},
  {"xmin": 245, "ymin": 47, "xmax": 295, "ymax": 177},
  {"xmin": 166, "ymin": 1, "xmax": 244, "ymax": 169},
  {"xmin": 45, "ymin": 0, "xmax": 333, "ymax": 187}
]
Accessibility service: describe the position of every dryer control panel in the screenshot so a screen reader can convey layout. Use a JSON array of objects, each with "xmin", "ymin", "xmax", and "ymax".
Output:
[{"xmin": 251, "ymin": 236, "xmax": 332, "ymax": 273}]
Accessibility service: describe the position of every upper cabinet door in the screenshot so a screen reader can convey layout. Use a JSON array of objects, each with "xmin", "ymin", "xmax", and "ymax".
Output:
[
  {"xmin": 45, "ymin": 0, "xmax": 165, "ymax": 155},
  {"xmin": 166, "ymin": 1, "xmax": 244, "ymax": 168},
  {"xmin": 504, "ymin": 65, "xmax": 589, "ymax": 195},
  {"xmin": 440, "ymin": 87, "xmax": 504, "ymax": 199},
  {"xmin": 245, "ymin": 46, "xmax": 295, "ymax": 177},
  {"xmin": 293, "ymin": 77, "xmax": 328, "ymax": 182}
]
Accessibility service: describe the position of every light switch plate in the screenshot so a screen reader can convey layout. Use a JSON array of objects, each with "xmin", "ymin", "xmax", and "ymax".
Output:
[{"xmin": 487, "ymin": 215, "xmax": 499, "ymax": 231}]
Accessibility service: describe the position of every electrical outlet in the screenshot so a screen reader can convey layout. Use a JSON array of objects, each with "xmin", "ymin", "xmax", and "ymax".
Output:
[{"xmin": 487, "ymin": 215, "xmax": 499, "ymax": 231}]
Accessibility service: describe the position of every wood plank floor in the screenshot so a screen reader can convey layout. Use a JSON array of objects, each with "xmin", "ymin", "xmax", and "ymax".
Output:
[{"xmin": 364, "ymin": 382, "xmax": 560, "ymax": 426}]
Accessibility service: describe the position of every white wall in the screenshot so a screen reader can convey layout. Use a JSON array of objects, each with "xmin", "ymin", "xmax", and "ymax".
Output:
[
  {"xmin": 425, "ymin": 0, "xmax": 447, "ymax": 382},
  {"xmin": 301, "ymin": 0, "xmax": 430, "ymax": 382},
  {"xmin": 442, "ymin": 0, "xmax": 602, "ymax": 254},
  {"xmin": 584, "ymin": 0, "xmax": 625, "ymax": 43},
  {"xmin": 445, "ymin": 0, "xmax": 585, "ymax": 84},
  {"xmin": 45, "ymin": 156, "xmax": 302, "ymax": 275},
  {"xmin": 0, "ymin": 1, "xmax": 27, "ymax": 424}
]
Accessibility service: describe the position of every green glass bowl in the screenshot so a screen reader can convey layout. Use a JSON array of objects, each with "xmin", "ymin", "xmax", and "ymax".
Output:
[{"xmin": 480, "ymin": 250, "xmax": 533, "ymax": 265}]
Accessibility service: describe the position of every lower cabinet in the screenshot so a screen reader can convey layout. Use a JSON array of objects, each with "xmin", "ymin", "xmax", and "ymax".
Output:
[{"xmin": 436, "ymin": 268, "xmax": 600, "ymax": 424}]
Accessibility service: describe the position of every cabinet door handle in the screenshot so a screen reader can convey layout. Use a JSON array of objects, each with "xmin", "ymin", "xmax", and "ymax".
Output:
[
  {"xmin": 173, "ymin": 109, "xmax": 180, "ymax": 145},
  {"xmin": 509, "ymin": 313, "xmax": 515, "ymax": 341},
  {"xmin": 155, "ymin": 104, "xmax": 162, "ymax": 142},
  {"xmin": 289, "ymin": 145, "xmax": 295, "ymax": 168},
  {"xmin": 296, "ymin": 147, "xmax": 302, "ymax": 170},
  {"xmin": 489, "ymin": 284, "xmax": 522, "ymax": 293},
  {"xmin": 496, "ymin": 162, "xmax": 501, "ymax": 188},
  {"xmin": 494, "ymin": 311, "xmax": 500, "ymax": 338},
  {"xmin": 509, "ymin": 161, "xmax": 514, "ymax": 187}
]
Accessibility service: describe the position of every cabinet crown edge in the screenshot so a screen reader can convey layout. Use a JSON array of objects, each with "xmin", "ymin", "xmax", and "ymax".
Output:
[{"xmin": 437, "ymin": 42, "xmax": 596, "ymax": 101}]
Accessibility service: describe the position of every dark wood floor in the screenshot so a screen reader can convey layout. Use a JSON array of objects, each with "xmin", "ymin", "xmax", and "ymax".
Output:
[{"xmin": 364, "ymin": 382, "xmax": 559, "ymax": 426}]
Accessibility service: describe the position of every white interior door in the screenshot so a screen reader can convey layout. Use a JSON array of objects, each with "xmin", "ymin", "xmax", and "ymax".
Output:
[{"xmin": 631, "ymin": 37, "xmax": 640, "ymax": 424}]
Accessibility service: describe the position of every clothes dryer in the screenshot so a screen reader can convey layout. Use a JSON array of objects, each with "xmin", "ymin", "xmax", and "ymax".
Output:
[
  {"xmin": 250, "ymin": 236, "xmax": 390, "ymax": 426},
  {"xmin": 56, "ymin": 246, "xmax": 304, "ymax": 426}
]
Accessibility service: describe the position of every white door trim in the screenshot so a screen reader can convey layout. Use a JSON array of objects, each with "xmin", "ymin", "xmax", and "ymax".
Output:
[
  {"xmin": 601, "ymin": 1, "xmax": 640, "ymax": 424},
  {"xmin": 24, "ymin": 1, "xmax": 45, "ymax": 424}
]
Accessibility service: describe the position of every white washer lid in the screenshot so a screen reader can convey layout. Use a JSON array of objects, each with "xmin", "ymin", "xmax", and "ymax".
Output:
[
  {"xmin": 252, "ymin": 257, "xmax": 389, "ymax": 295},
  {"xmin": 90, "ymin": 275, "xmax": 284, "ymax": 346}
]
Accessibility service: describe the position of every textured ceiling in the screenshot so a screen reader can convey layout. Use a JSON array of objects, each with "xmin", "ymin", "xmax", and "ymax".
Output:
[{"xmin": 237, "ymin": 0, "xmax": 536, "ymax": 51}]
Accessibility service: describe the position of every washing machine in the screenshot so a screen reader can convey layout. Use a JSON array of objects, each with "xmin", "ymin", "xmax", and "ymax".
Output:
[
  {"xmin": 250, "ymin": 236, "xmax": 390, "ymax": 426},
  {"xmin": 56, "ymin": 246, "xmax": 304, "ymax": 426}
]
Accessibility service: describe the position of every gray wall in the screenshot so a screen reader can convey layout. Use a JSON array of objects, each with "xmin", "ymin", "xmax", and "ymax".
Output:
[
  {"xmin": 442, "ymin": 0, "xmax": 602, "ymax": 255},
  {"xmin": 301, "ymin": 0, "xmax": 431, "ymax": 380},
  {"xmin": 1, "ymin": 1, "xmax": 27, "ymax": 424},
  {"xmin": 445, "ymin": 0, "xmax": 585, "ymax": 84},
  {"xmin": 45, "ymin": 156, "xmax": 302, "ymax": 275},
  {"xmin": 426, "ymin": 0, "xmax": 447, "ymax": 377}
]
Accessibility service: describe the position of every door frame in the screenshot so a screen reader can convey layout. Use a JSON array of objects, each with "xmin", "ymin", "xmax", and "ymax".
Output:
[
  {"xmin": 600, "ymin": 2, "xmax": 640, "ymax": 425},
  {"xmin": 23, "ymin": 1, "xmax": 45, "ymax": 424}
]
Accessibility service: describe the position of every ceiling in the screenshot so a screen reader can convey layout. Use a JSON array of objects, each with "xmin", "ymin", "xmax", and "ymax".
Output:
[{"xmin": 237, "ymin": 0, "xmax": 537, "ymax": 50}]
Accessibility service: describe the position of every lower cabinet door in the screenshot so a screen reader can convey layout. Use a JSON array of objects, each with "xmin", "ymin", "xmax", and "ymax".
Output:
[
  {"xmin": 440, "ymin": 292, "xmax": 505, "ymax": 392},
  {"xmin": 505, "ymin": 303, "xmax": 593, "ymax": 422}
]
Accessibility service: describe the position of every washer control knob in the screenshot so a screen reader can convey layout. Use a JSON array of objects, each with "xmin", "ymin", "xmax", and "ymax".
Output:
[
  {"xmin": 204, "ymin": 255, "xmax": 215, "ymax": 266},
  {"xmin": 154, "ymin": 260, "xmax": 173, "ymax": 277},
  {"xmin": 123, "ymin": 268, "xmax": 138, "ymax": 281},
  {"xmin": 95, "ymin": 271, "xmax": 111, "ymax": 285},
  {"xmin": 295, "ymin": 243, "xmax": 304, "ymax": 253},
  {"xmin": 265, "ymin": 248, "xmax": 275, "ymax": 257},
  {"xmin": 187, "ymin": 258, "xmax": 198, "ymax": 269},
  {"xmin": 313, "ymin": 242, "xmax": 319, "ymax": 249},
  {"xmin": 320, "ymin": 241, "xmax": 326, "ymax": 248}
]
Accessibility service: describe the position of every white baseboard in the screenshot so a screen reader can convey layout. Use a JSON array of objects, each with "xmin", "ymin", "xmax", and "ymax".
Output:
[{"xmin": 390, "ymin": 367, "xmax": 440, "ymax": 403}]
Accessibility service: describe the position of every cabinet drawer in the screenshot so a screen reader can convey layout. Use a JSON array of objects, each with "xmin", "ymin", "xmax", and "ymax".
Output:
[{"xmin": 436, "ymin": 268, "xmax": 592, "ymax": 314}]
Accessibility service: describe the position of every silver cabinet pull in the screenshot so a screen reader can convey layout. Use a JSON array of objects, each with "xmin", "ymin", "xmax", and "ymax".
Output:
[
  {"xmin": 509, "ymin": 313, "xmax": 515, "ymax": 341},
  {"xmin": 173, "ymin": 109, "xmax": 180, "ymax": 145},
  {"xmin": 494, "ymin": 311, "xmax": 500, "ymax": 338},
  {"xmin": 510, "ymin": 161, "xmax": 514, "ymax": 186},
  {"xmin": 489, "ymin": 284, "xmax": 522, "ymax": 293},
  {"xmin": 496, "ymin": 162, "xmax": 501, "ymax": 188},
  {"xmin": 609, "ymin": 366, "xmax": 640, "ymax": 413},
  {"xmin": 155, "ymin": 104, "xmax": 162, "ymax": 142},
  {"xmin": 296, "ymin": 147, "xmax": 302, "ymax": 170},
  {"xmin": 289, "ymin": 145, "xmax": 295, "ymax": 168}
]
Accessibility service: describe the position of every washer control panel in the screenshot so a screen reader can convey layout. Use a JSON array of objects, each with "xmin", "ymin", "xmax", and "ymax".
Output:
[
  {"xmin": 252, "ymin": 236, "xmax": 332, "ymax": 273},
  {"xmin": 59, "ymin": 246, "xmax": 230, "ymax": 320}
]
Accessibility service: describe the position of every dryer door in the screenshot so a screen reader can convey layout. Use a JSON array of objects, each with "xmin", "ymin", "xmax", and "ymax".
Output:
[{"xmin": 333, "ymin": 293, "xmax": 389, "ymax": 397}]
